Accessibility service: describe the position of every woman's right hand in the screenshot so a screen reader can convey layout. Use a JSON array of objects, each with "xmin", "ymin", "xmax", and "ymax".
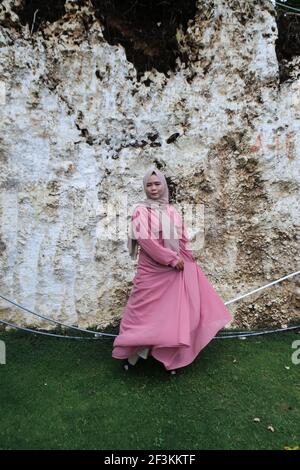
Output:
[{"xmin": 175, "ymin": 257, "xmax": 184, "ymax": 271}]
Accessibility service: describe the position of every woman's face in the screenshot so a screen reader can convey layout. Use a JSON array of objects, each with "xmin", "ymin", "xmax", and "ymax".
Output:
[{"xmin": 145, "ymin": 174, "xmax": 164, "ymax": 199}]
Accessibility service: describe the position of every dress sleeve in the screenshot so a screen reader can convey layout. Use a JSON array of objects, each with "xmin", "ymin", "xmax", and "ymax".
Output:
[{"xmin": 131, "ymin": 206, "xmax": 180, "ymax": 267}]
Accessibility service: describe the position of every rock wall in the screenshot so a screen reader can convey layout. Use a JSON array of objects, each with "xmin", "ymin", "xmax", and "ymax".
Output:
[{"xmin": 0, "ymin": 0, "xmax": 299, "ymax": 330}]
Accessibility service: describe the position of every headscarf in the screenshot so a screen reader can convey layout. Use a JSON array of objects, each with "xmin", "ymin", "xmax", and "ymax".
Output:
[{"xmin": 127, "ymin": 166, "xmax": 180, "ymax": 260}]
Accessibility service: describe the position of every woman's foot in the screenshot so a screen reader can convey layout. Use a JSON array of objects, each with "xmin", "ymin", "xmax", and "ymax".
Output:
[
  {"xmin": 169, "ymin": 369, "xmax": 177, "ymax": 376},
  {"xmin": 122, "ymin": 359, "xmax": 135, "ymax": 371}
]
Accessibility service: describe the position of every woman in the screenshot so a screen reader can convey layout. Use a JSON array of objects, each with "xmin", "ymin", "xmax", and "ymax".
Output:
[{"xmin": 112, "ymin": 166, "xmax": 232, "ymax": 375}]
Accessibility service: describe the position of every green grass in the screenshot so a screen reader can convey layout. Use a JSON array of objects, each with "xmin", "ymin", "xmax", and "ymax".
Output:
[{"xmin": 0, "ymin": 330, "xmax": 299, "ymax": 450}]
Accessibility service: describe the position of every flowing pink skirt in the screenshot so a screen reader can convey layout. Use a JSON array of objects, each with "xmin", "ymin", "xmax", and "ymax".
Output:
[{"xmin": 112, "ymin": 241, "xmax": 232, "ymax": 370}]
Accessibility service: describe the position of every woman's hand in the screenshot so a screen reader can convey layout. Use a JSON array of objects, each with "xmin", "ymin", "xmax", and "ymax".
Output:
[{"xmin": 175, "ymin": 257, "xmax": 184, "ymax": 271}]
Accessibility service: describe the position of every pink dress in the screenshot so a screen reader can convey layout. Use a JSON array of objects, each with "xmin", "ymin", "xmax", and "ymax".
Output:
[{"xmin": 112, "ymin": 204, "xmax": 232, "ymax": 370}]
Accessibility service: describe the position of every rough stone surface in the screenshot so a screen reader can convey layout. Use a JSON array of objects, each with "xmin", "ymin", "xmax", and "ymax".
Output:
[{"xmin": 0, "ymin": 0, "xmax": 299, "ymax": 331}]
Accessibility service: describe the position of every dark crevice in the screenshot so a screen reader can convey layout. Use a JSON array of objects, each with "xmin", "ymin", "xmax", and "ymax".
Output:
[
  {"xmin": 14, "ymin": 0, "xmax": 198, "ymax": 80},
  {"xmin": 15, "ymin": 0, "xmax": 67, "ymax": 33},
  {"xmin": 109, "ymin": 136, "xmax": 162, "ymax": 159},
  {"xmin": 75, "ymin": 111, "xmax": 95, "ymax": 146},
  {"xmin": 147, "ymin": 132, "xmax": 159, "ymax": 142},
  {"xmin": 165, "ymin": 176, "xmax": 177, "ymax": 202},
  {"xmin": 91, "ymin": 0, "xmax": 197, "ymax": 80},
  {"xmin": 275, "ymin": 5, "xmax": 300, "ymax": 83},
  {"xmin": 152, "ymin": 159, "xmax": 164, "ymax": 170},
  {"xmin": 12, "ymin": 1, "xmax": 300, "ymax": 87},
  {"xmin": 20, "ymin": 3, "xmax": 300, "ymax": 92},
  {"xmin": 166, "ymin": 132, "xmax": 180, "ymax": 144}
]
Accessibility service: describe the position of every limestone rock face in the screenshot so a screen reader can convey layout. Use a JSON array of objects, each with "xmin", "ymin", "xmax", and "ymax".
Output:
[{"xmin": 0, "ymin": 0, "xmax": 299, "ymax": 330}]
